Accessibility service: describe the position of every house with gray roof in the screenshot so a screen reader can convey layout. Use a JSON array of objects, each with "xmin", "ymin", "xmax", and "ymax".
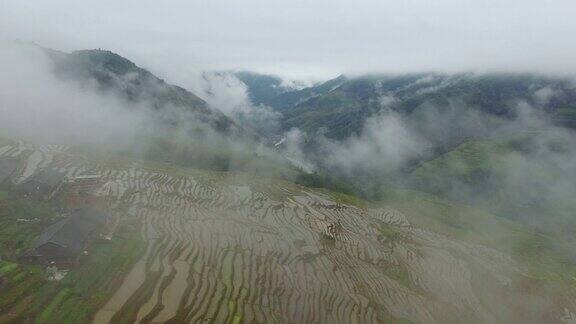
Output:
[
  {"xmin": 18, "ymin": 168, "xmax": 66, "ymax": 198},
  {"xmin": 23, "ymin": 208, "xmax": 107, "ymax": 268},
  {"xmin": 0, "ymin": 157, "xmax": 19, "ymax": 184}
]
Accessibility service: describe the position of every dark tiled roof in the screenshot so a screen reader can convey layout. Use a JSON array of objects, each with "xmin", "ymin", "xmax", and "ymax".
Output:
[
  {"xmin": 30, "ymin": 169, "xmax": 66, "ymax": 187},
  {"xmin": 19, "ymin": 168, "xmax": 66, "ymax": 193},
  {"xmin": 0, "ymin": 158, "xmax": 18, "ymax": 182},
  {"xmin": 32, "ymin": 208, "xmax": 107, "ymax": 257},
  {"xmin": 34, "ymin": 219, "xmax": 68, "ymax": 248}
]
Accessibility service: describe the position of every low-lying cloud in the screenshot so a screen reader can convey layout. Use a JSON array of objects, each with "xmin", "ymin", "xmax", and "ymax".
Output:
[
  {"xmin": 0, "ymin": 43, "xmax": 264, "ymax": 173},
  {"xmin": 3, "ymin": 0, "xmax": 576, "ymax": 79},
  {"xmin": 2, "ymin": 41, "xmax": 576, "ymax": 242},
  {"xmin": 0, "ymin": 44, "xmax": 148, "ymax": 147},
  {"xmin": 273, "ymin": 86, "xmax": 576, "ymax": 240},
  {"xmin": 193, "ymin": 72, "xmax": 282, "ymax": 136}
]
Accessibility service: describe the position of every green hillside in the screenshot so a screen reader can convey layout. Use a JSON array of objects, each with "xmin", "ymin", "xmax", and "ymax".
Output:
[{"xmin": 410, "ymin": 134, "xmax": 576, "ymax": 237}]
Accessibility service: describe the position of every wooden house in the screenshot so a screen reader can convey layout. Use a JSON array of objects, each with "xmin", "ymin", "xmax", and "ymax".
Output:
[{"xmin": 23, "ymin": 208, "xmax": 107, "ymax": 268}]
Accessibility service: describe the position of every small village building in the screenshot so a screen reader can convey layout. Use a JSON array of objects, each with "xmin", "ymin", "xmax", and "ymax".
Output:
[
  {"xmin": 66, "ymin": 174, "xmax": 101, "ymax": 208},
  {"xmin": 23, "ymin": 208, "xmax": 107, "ymax": 268},
  {"xmin": 68, "ymin": 175, "xmax": 101, "ymax": 194},
  {"xmin": 18, "ymin": 168, "xmax": 66, "ymax": 198}
]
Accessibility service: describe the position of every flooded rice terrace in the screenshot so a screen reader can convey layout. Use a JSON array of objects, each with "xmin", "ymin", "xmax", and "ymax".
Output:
[{"xmin": 1, "ymin": 140, "xmax": 573, "ymax": 323}]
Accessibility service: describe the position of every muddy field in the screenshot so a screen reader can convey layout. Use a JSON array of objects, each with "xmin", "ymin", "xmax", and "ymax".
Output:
[{"xmin": 1, "ymin": 140, "xmax": 574, "ymax": 323}]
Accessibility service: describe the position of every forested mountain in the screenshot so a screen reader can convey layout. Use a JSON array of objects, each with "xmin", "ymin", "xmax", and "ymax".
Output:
[
  {"xmin": 242, "ymin": 72, "xmax": 576, "ymax": 140},
  {"xmin": 47, "ymin": 48, "xmax": 246, "ymax": 137}
]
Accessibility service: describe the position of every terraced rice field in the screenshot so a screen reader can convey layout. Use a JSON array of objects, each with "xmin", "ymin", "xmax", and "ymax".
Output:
[{"xmin": 1, "ymin": 140, "xmax": 574, "ymax": 323}]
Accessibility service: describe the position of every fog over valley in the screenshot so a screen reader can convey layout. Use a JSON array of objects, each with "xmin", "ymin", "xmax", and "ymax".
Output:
[{"xmin": 1, "ymin": 1, "xmax": 576, "ymax": 323}]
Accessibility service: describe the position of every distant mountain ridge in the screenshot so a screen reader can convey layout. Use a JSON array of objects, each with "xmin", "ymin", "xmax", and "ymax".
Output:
[
  {"xmin": 230, "ymin": 71, "xmax": 312, "ymax": 108},
  {"xmin": 239, "ymin": 71, "xmax": 576, "ymax": 139},
  {"xmin": 236, "ymin": 71, "xmax": 347, "ymax": 110}
]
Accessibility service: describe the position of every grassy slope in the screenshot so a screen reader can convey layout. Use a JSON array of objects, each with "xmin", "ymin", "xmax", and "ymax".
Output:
[
  {"xmin": 410, "ymin": 139, "xmax": 506, "ymax": 191},
  {"xmin": 406, "ymin": 135, "xmax": 576, "ymax": 287},
  {"xmin": 410, "ymin": 134, "xmax": 576, "ymax": 233},
  {"xmin": 309, "ymin": 179, "xmax": 575, "ymax": 297},
  {"xmin": 386, "ymin": 189, "xmax": 575, "ymax": 293}
]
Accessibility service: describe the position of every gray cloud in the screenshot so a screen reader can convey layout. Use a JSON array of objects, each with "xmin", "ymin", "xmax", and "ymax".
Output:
[
  {"xmin": 2, "ymin": 0, "xmax": 576, "ymax": 83},
  {"xmin": 192, "ymin": 72, "xmax": 283, "ymax": 135},
  {"xmin": 0, "ymin": 43, "xmax": 256, "ymax": 166},
  {"xmin": 0, "ymin": 44, "xmax": 148, "ymax": 147},
  {"xmin": 320, "ymin": 112, "xmax": 427, "ymax": 176}
]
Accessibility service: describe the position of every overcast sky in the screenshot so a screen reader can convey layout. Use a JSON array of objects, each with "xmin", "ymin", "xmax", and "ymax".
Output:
[{"xmin": 1, "ymin": 0, "xmax": 576, "ymax": 81}]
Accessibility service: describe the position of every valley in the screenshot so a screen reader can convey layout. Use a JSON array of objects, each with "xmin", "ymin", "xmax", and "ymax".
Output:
[{"xmin": 3, "ymin": 2, "xmax": 576, "ymax": 323}]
